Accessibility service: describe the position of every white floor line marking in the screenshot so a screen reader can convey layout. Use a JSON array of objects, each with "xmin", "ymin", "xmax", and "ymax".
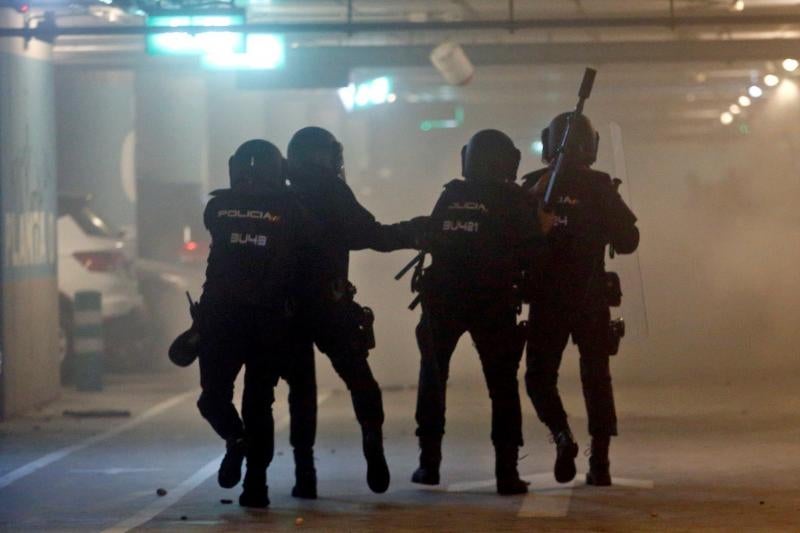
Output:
[
  {"xmin": 517, "ymin": 472, "xmax": 654, "ymax": 518},
  {"xmin": 102, "ymin": 390, "xmax": 333, "ymax": 533},
  {"xmin": 445, "ymin": 471, "xmax": 652, "ymax": 518},
  {"xmin": 0, "ymin": 390, "xmax": 197, "ymax": 490}
]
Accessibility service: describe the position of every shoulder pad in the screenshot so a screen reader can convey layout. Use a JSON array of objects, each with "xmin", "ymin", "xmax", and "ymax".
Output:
[
  {"xmin": 442, "ymin": 178, "xmax": 465, "ymax": 190},
  {"xmin": 209, "ymin": 188, "xmax": 231, "ymax": 197}
]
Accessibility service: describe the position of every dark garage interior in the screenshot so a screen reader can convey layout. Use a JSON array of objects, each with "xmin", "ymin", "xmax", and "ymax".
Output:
[{"xmin": 1, "ymin": 0, "xmax": 799, "ymax": 530}]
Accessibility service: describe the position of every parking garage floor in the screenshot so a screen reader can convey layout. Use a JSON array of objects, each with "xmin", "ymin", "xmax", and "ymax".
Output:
[{"xmin": 1, "ymin": 368, "xmax": 799, "ymax": 532}]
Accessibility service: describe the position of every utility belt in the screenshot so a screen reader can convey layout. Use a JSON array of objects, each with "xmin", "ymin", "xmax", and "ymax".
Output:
[
  {"xmin": 528, "ymin": 271, "xmax": 626, "ymax": 356},
  {"xmin": 602, "ymin": 271, "xmax": 625, "ymax": 355}
]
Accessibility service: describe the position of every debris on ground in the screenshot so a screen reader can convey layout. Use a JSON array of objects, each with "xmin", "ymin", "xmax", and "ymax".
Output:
[
  {"xmin": 156, "ymin": 488, "xmax": 167, "ymax": 497},
  {"xmin": 180, "ymin": 515, "xmax": 188, "ymax": 521},
  {"xmin": 295, "ymin": 517, "xmax": 304, "ymax": 526},
  {"xmin": 220, "ymin": 499, "xmax": 233, "ymax": 504}
]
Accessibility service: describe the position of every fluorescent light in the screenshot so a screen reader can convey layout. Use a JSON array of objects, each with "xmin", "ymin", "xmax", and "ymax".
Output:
[
  {"xmin": 748, "ymin": 85, "xmax": 763, "ymax": 98},
  {"xmin": 531, "ymin": 140, "xmax": 544, "ymax": 155},
  {"xmin": 202, "ymin": 34, "xmax": 286, "ymax": 70},
  {"xmin": 738, "ymin": 95, "xmax": 751, "ymax": 107},
  {"xmin": 146, "ymin": 13, "xmax": 245, "ymax": 56},
  {"xmin": 764, "ymin": 74, "xmax": 780, "ymax": 87},
  {"xmin": 782, "ymin": 58, "xmax": 799, "ymax": 72},
  {"xmin": 720, "ymin": 112, "xmax": 734, "ymax": 125},
  {"xmin": 729, "ymin": 104, "xmax": 741, "ymax": 115}
]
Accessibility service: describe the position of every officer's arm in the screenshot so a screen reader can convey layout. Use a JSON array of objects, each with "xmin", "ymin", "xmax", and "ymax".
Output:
[
  {"xmin": 603, "ymin": 185, "xmax": 640, "ymax": 255},
  {"xmin": 334, "ymin": 181, "xmax": 423, "ymax": 251},
  {"xmin": 513, "ymin": 191, "xmax": 548, "ymax": 266}
]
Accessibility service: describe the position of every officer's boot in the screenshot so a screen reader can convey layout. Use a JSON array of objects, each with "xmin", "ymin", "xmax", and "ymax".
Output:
[
  {"xmin": 291, "ymin": 447, "xmax": 317, "ymax": 499},
  {"xmin": 585, "ymin": 435, "xmax": 612, "ymax": 486},
  {"xmin": 494, "ymin": 444, "xmax": 529, "ymax": 495},
  {"xmin": 239, "ymin": 460, "xmax": 269, "ymax": 508},
  {"xmin": 553, "ymin": 428, "xmax": 579, "ymax": 483},
  {"xmin": 218, "ymin": 437, "xmax": 246, "ymax": 489},
  {"xmin": 363, "ymin": 428, "xmax": 390, "ymax": 493},
  {"xmin": 411, "ymin": 435, "xmax": 441, "ymax": 485}
]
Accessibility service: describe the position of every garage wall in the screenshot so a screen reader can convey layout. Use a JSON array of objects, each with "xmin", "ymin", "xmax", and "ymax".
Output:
[{"xmin": 0, "ymin": 8, "xmax": 60, "ymax": 419}]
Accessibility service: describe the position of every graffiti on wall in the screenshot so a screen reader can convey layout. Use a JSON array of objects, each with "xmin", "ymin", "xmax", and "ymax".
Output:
[{"xmin": 2, "ymin": 125, "xmax": 57, "ymax": 279}]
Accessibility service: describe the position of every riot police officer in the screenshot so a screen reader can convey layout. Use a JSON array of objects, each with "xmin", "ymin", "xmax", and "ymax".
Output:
[
  {"xmin": 522, "ymin": 113, "xmax": 639, "ymax": 486},
  {"xmin": 412, "ymin": 129, "xmax": 544, "ymax": 495},
  {"xmin": 284, "ymin": 126, "xmax": 424, "ymax": 498},
  {"xmin": 196, "ymin": 139, "xmax": 317, "ymax": 508}
]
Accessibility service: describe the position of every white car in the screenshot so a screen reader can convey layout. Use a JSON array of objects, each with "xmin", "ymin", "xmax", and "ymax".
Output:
[{"xmin": 58, "ymin": 194, "xmax": 145, "ymax": 375}]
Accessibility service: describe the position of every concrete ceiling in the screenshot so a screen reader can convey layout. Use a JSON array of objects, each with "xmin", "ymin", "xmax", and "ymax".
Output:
[{"xmin": 5, "ymin": 0, "xmax": 797, "ymax": 139}]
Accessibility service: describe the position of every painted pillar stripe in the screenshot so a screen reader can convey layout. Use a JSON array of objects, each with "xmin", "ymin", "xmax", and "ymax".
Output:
[
  {"xmin": 73, "ymin": 311, "xmax": 102, "ymax": 327},
  {"xmin": 73, "ymin": 339, "xmax": 103, "ymax": 354}
]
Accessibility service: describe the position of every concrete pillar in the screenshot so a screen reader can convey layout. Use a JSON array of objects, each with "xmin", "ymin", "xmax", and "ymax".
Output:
[
  {"xmin": 55, "ymin": 68, "xmax": 137, "ymax": 232},
  {"xmin": 134, "ymin": 67, "xmax": 209, "ymax": 261},
  {"xmin": 135, "ymin": 68, "xmax": 209, "ymax": 189},
  {"xmin": 0, "ymin": 8, "xmax": 60, "ymax": 418}
]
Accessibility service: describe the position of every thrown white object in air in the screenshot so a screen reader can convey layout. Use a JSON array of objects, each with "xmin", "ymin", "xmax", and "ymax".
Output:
[{"xmin": 430, "ymin": 42, "xmax": 475, "ymax": 86}]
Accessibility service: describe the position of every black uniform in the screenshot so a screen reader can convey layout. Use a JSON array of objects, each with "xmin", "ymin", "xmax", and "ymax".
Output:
[
  {"xmin": 286, "ymin": 166, "xmax": 420, "ymax": 455},
  {"xmin": 415, "ymin": 178, "xmax": 542, "ymax": 449},
  {"xmin": 522, "ymin": 165, "xmax": 639, "ymax": 439},
  {"xmin": 197, "ymin": 187, "xmax": 316, "ymax": 474}
]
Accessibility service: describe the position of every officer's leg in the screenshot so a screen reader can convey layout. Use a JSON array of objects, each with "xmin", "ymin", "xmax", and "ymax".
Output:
[
  {"xmin": 412, "ymin": 307, "xmax": 462, "ymax": 485},
  {"xmin": 470, "ymin": 307, "xmax": 528, "ymax": 495},
  {"xmin": 284, "ymin": 339, "xmax": 318, "ymax": 499},
  {"xmin": 238, "ymin": 355, "xmax": 277, "ymax": 508},
  {"xmin": 524, "ymin": 308, "xmax": 578, "ymax": 483},
  {"xmin": 317, "ymin": 298, "xmax": 389, "ymax": 494},
  {"xmin": 196, "ymin": 304, "xmax": 247, "ymax": 489},
  {"xmin": 325, "ymin": 349, "xmax": 383, "ymax": 434},
  {"xmin": 575, "ymin": 309, "xmax": 617, "ymax": 486}
]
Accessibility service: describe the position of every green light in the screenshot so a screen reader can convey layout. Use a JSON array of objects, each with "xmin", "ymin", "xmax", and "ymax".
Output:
[
  {"xmin": 419, "ymin": 105, "xmax": 465, "ymax": 131},
  {"xmin": 146, "ymin": 12, "xmax": 245, "ymax": 56}
]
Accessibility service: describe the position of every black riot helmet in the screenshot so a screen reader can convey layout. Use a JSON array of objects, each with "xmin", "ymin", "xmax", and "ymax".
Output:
[
  {"xmin": 228, "ymin": 139, "xmax": 286, "ymax": 193},
  {"xmin": 287, "ymin": 126, "xmax": 345, "ymax": 181},
  {"xmin": 461, "ymin": 129, "xmax": 521, "ymax": 183},
  {"xmin": 541, "ymin": 112, "xmax": 599, "ymax": 166}
]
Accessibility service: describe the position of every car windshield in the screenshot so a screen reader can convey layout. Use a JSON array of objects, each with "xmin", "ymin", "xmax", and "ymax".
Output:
[{"xmin": 59, "ymin": 198, "xmax": 121, "ymax": 239}]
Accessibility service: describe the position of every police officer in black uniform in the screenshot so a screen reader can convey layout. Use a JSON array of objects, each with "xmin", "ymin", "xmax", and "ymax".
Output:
[
  {"xmin": 196, "ymin": 139, "xmax": 317, "ymax": 508},
  {"xmin": 284, "ymin": 126, "xmax": 424, "ymax": 498},
  {"xmin": 411, "ymin": 129, "xmax": 544, "ymax": 495},
  {"xmin": 522, "ymin": 114, "xmax": 639, "ymax": 486}
]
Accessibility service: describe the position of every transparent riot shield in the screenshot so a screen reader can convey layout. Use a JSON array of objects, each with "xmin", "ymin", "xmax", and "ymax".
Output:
[{"xmin": 607, "ymin": 121, "xmax": 650, "ymax": 339}]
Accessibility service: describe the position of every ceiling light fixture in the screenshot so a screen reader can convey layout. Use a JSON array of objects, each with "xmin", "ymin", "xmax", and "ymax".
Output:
[
  {"xmin": 731, "ymin": 0, "xmax": 744, "ymax": 12},
  {"xmin": 720, "ymin": 112, "xmax": 734, "ymax": 125},
  {"xmin": 748, "ymin": 85, "xmax": 763, "ymax": 98},
  {"xmin": 738, "ymin": 95, "xmax": 751, "ymax": 107},
  {"xmin": 764, "ymin": 74, "xmax": 780, "ymax": 87},
  {"xmin": 729, "ymin": 104, "xmax": 741, "ymax": 115},
  {"xmin": 782, "ymin": 58, "xmax": 799, "ymax": 72}
]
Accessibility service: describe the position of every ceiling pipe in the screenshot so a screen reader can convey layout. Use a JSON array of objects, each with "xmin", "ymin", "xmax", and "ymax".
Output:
[{"xmin": 2, "ymin": 13, "xmax": 800, "ymax": 40}]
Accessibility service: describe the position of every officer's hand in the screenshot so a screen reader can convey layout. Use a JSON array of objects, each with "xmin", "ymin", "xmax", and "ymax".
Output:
[{"xmin": 538, "ymin": 206, "xmax": 557, "ymax": 235}]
